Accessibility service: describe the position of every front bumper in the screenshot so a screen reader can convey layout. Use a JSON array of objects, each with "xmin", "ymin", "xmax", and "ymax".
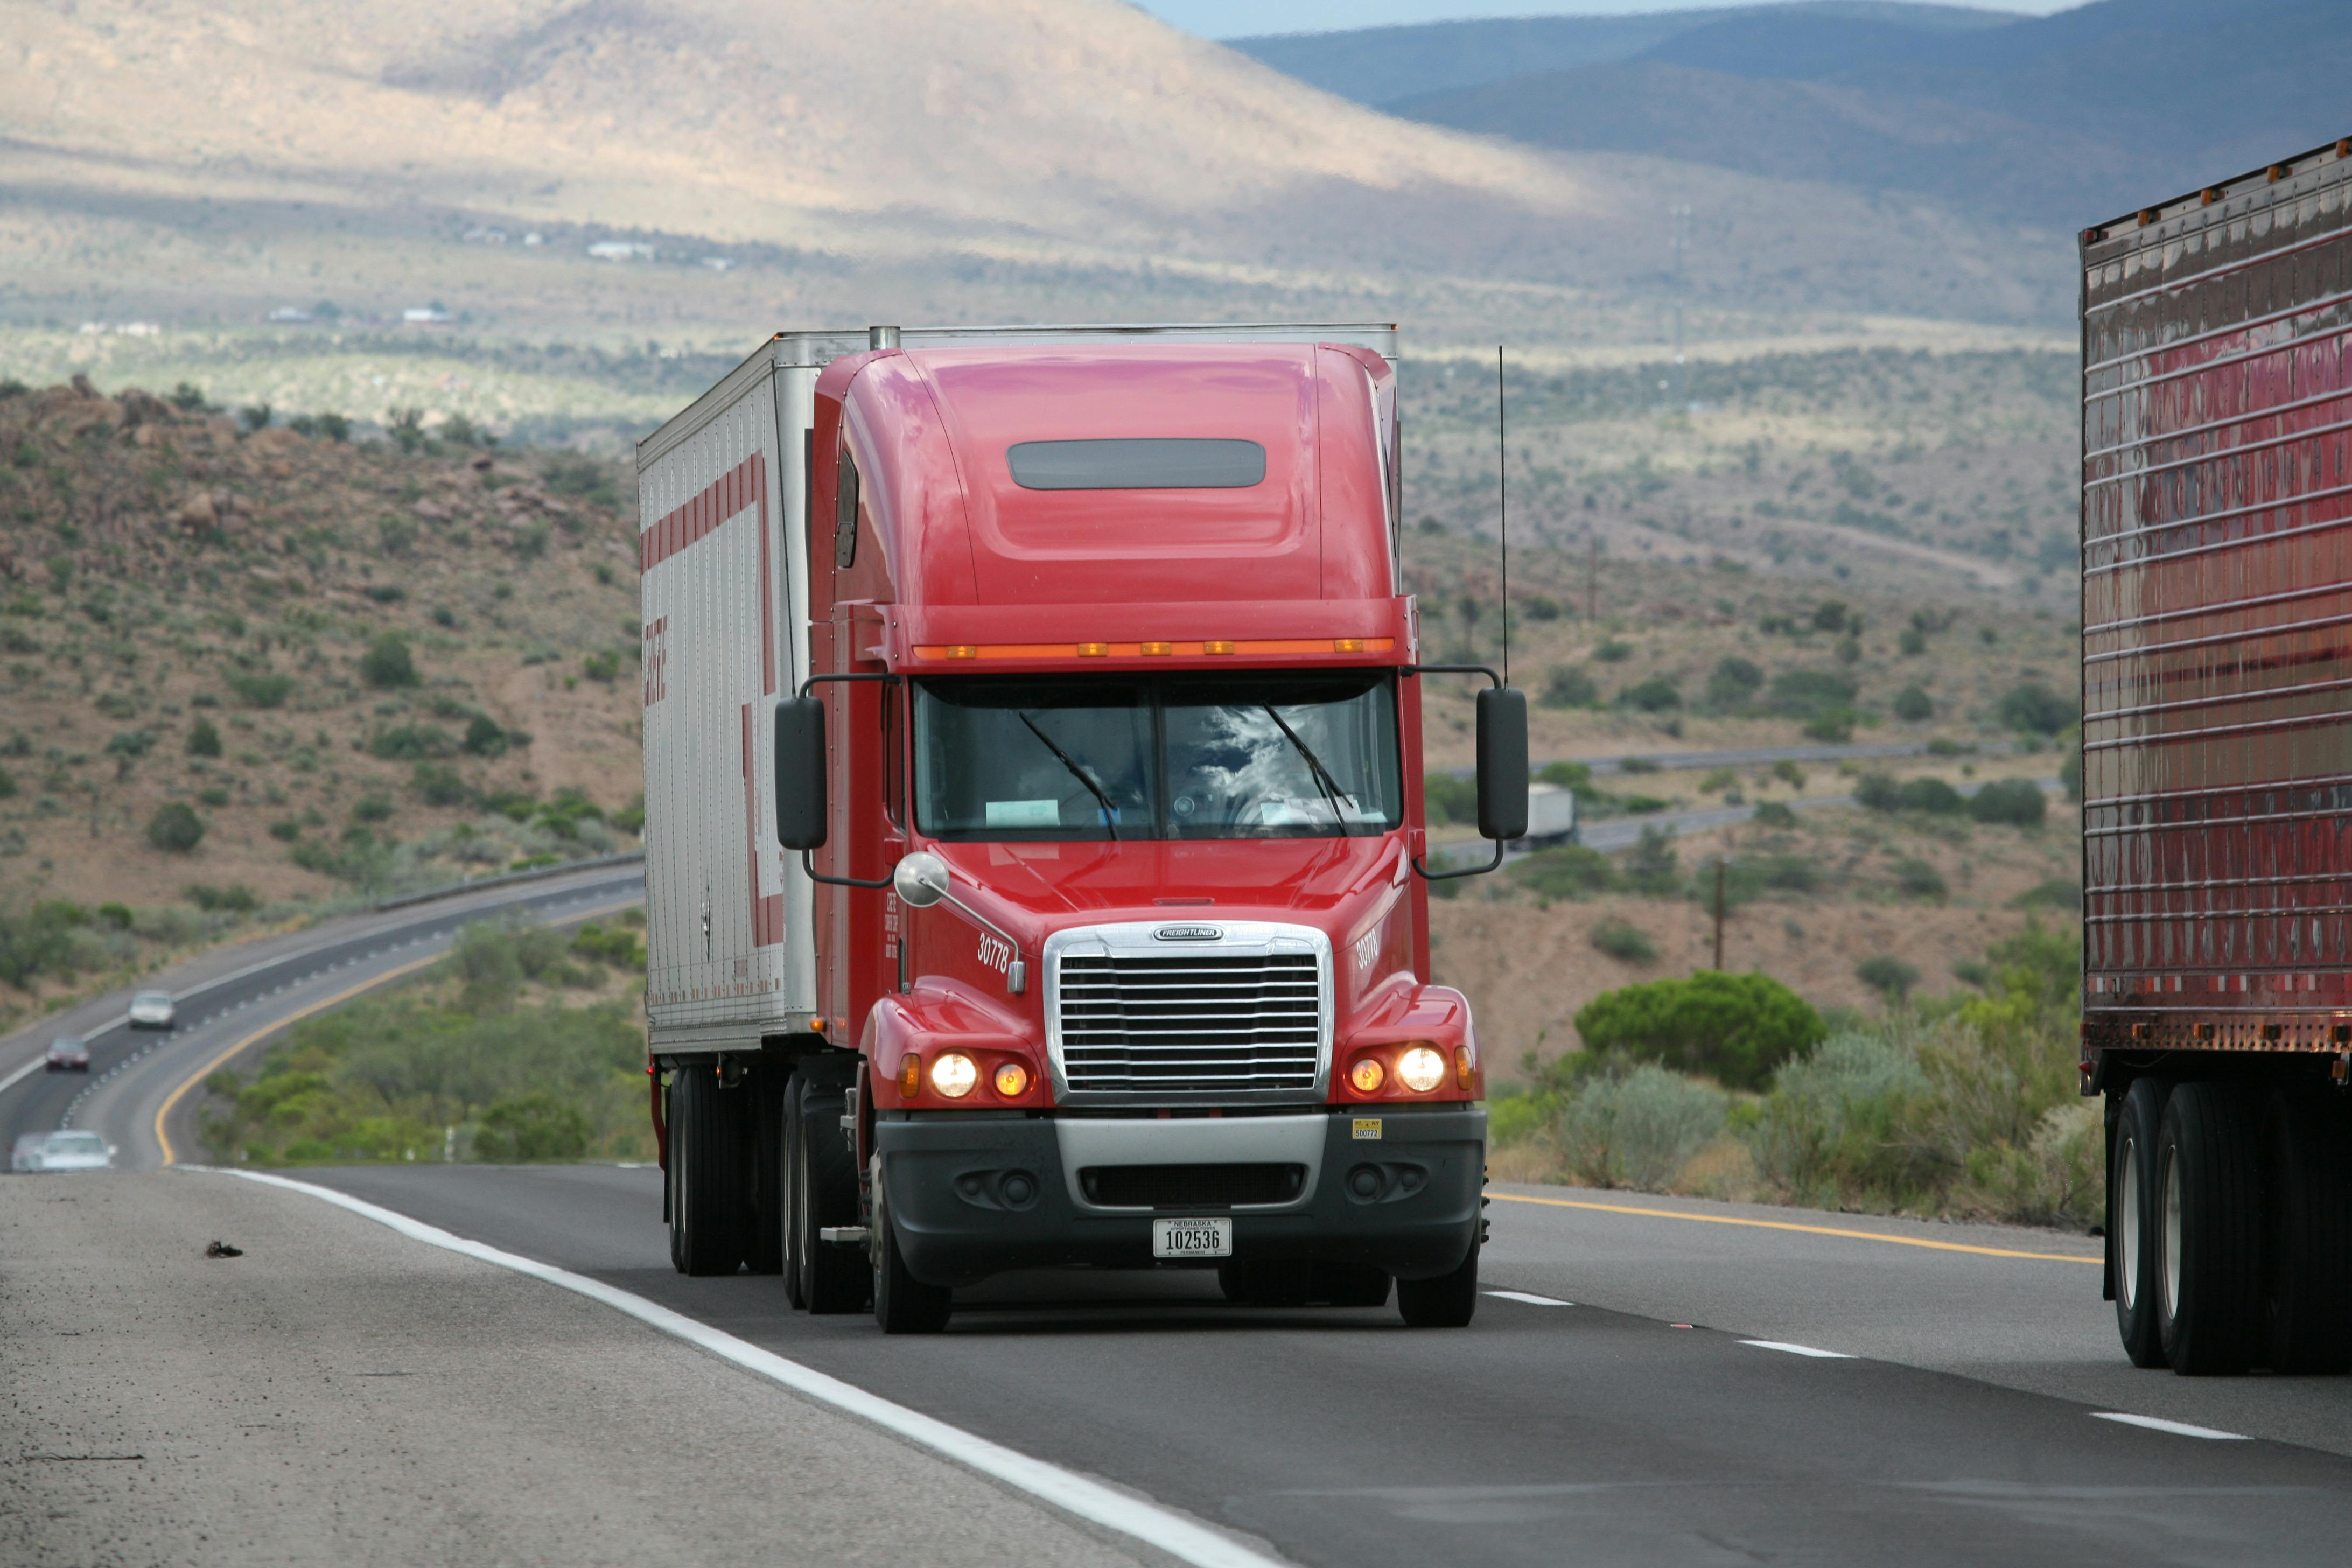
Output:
[{"xmin": 876, "ymin": 1104, "xmax": 1485, "ymax": 1288}]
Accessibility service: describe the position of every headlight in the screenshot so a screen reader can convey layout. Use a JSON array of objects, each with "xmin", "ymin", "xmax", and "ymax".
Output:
[
  {"xmin": 993, "ymin": 1061, "xmax": 1031, "ymax": 1098},
  {"xmin": 1348, "ymin": 1056, "xmax": 1385, "ymax": 1093},
  {"xmin": 930, "ymin": 1052, "xmax": 978, "ymax": 1098},
  {"xmin": 1397, "ymin": 1045, "xmax": 1446, "ymax": 1094}
]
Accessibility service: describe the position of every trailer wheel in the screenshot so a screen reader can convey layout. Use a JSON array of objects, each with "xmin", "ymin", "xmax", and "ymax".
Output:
[
  {"xmin": 793, "ymin": 1078, "xmax": 866, "ymax": 1313},
  {"xmin": 872, "ymin": 1176, "xmax": 953, "ymax": 1335},
  {"xmin": 671, "ymin": 1068, "xmax": 749, "ymax": 1277},
  {"xmin": 2261, "ymin": 1090, "xmax": 2352, "ymax": 1374},
  {"xmin": 1396, "ymin": 1234, "xmax": 1480, "ymax": 1328},
  {"xmin": 2155, "ymin": 1083, "xmax": 2264, "ymax": 1375},
  {"xmin": 2110, "ymin": 1077, "xmax": 2168, "ymax": 1368}
]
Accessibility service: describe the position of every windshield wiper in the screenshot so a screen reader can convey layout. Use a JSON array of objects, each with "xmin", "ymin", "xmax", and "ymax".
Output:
[
  {"xmin": 1018, "ymin": 712, "xmax": 1121, "ymax": 840},
  {"xmin": 1262, "ymin": 705, "xmax": 1363, "ymax": 836}
]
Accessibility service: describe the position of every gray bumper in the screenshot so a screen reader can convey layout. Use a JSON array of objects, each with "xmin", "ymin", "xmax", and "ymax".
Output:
[{"xmin": 876, "ymin": 1105, "xmax": 1485, "ymax": 1288}]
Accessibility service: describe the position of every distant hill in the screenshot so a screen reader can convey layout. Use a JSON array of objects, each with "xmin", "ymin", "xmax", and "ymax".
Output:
[
  {"xmin": 1261, "ymin": 0, "xmax": 2352, "ymax": 225},
  {"xmin": 1227, "ymin": 3, "xmax": 2009, "ymax": 109}
]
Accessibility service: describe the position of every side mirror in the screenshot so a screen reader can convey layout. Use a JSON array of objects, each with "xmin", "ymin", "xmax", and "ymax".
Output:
[
  {"xmin": 1475, "ymin": 685, "xmax": 1529, "ymax": 842},
  {"xmin": 892, "ymin": 850, "xmax": 950, "ymax": 908},
  {"xmin": 774, "ymin": 696, "xmax": 828, "ymax": 851}
]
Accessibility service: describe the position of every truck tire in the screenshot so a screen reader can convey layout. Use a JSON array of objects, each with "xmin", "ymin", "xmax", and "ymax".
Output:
[
  {"xmin": 1396, "ymin": 1234, "xmax": 1480, "ymax": 1328},
  {"xmin": 671, "ymin": 1068, "xmax": 749, "ymax": 1277},
  {"xmin": 2155, "ymin": 1083, "xmax": 2264, "ymax": 1375},
  {"xmin": 2110, "ymin": 1077, "xmax": 2168, "ymax": 1368},
  {"xmin": 873, "ymin": 1178, "xmax": 953, "ymax": 1334},
  {"xmin": 793, "ymin": 1078, "xmax": 866, "ymax": 1314},
  {"xmin": 780, "ymin": 1080, "xmax": 807, "ymax": 1309},
  {"xmin": 747, "ymin": 1071, "xmax": 786, "ymax": 1277},
  {"xmin": 2262, "ymin": 1090, "xmax": 2352, "ymax": 1374}
]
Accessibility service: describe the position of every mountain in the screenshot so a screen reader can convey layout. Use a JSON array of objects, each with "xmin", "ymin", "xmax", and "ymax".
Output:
[
  {"xmin": 0, "ymin": 0, "xmax": 2070, "ymax": 369},
  {"xmin": 1275, "ymin": 0, "xmax": 2352, "ymax": 226},
  {"xmin": 1226, "ymin": 3, "xmax": 2011, "ymax": 109}
]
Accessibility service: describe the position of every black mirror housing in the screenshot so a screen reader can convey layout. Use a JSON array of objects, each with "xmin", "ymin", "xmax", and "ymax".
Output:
[
  {"xmin": 1475, "ymin": 685, "xmax": 1529, "ymax": 842},
  {"xmin": 774, "ymin": 696, "xmax": 828, "ymax": 851}
]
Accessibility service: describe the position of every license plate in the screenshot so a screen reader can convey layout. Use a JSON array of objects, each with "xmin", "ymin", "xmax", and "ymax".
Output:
[{"xmin": 1152, "ymin": 1217, "xmax": 1233, "ymax": 1259}]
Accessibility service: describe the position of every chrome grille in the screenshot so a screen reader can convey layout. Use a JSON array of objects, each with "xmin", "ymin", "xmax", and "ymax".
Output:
[{"xmin": 1052, "ymin": 934, "xmax": 1327, "ymax": 1097}]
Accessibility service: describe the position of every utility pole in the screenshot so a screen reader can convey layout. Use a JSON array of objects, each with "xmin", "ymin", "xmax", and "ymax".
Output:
[
  {"xmin": 1669, "ymin": 204, "xmax": 1693, "ymax": 410},
  {"xmin": 1711, "ymin": 858, "xmax": 1727, "ymax": 972}
]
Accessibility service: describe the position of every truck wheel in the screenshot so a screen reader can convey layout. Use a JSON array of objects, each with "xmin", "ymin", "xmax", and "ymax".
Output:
[
  {"xmin": 2155, "ymin": 1083, "xmax": 2263, "ymax": 1375},
  {"xmin": 2110, "ymin": 1077, "xmax": 2168, "ymax": 1368},
  {"xmin": 794, "ymin": 1078, "xmax": 866, "ymax": 1314},
  {"xmin": 873, "ymin": 1187, "xmax": 953, "ymax": 1335},
  {"xmin": 1396, "ymin": 1234, "xmax": 1480, "ymax": 1328},
  {"xmin": 671, "ymin": 1068, "xmax": 748, "ymax": 1277},
  {"xmin": 1311, "ymin": 1262, "xmax": 1392, "ymax": 1308},
  {"xmin": 780, "ymin": 1079, "xmax": 807, "ymax": 1309},
  {"xmin": 746, "ymin": 1072, "xmax": 786, "ymax": 1276},
  {"xmin": 2262, "ymin": 1091, "xmax": 2352, "ymax": 1374}
]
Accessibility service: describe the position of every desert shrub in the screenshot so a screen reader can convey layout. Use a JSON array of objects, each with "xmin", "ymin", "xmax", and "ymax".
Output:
[
  {"xmin": 237, "ymin": 403, "xmax": 273, "ymax": 433},
  {"xmin": 1719, "ymin": 851, "xmax": 1821, "ymax": 904},
  {"xmin": 1699, "ymin": 767, "xmax": 1737, "ymax": 793},
  {"xmin": 1751, "ymin": 801, "xmax": 1798, "ymax": 828},
  {"xmin": 1509, "ymin": 844, "xmax": 1616, "ymax": 902},
  {"xmin": 1998, "ymin": 681, "xmax": 2077, "ymax": 736},
  {"xmin": 1801, "ymin": 706, "xmax": 1856, "ymax": 743},
  {"xmin": 1556, "ymin": 1064, "xmax": 1729, "ymax": 1190},
  {"xmin": 94, "ymin": 902, "xmax": 134, "ymax": 930},
  {"xmin": 0, "ymin": 899, "xmax": 88, "ymax": 989},
  {"xmin": 230, "ymin": 671, "xmax": 295, "ymax": 709},
  {"xmin": 1623, "ymin": 826, "xmax": 1681, "ymax": 895},
  {"xmin": 1892, "ymin": 857, "xmax": 1948, "ymax": 900},
  {"xmin": 377, "ymin": 516, "xmax": 418, "ymax": 556},
  {"xmin": 1589, "ymin": 916, "xmax": 1657, "ymax": 963},
  {"xmin": 1522, "ymin": 596, "xmax": 1561, "ymax": 621},
  {"xmin": 535, "ymin": 787, "xmax": 605, "ymax": 841},
  {"xmin": 413, "ymin": 762, "xmax": 471, "ymax": 807},
  {"xmin": 1425, "ymin": 773, "xmax": 1478, "ymax": 825},
  {"xmin": 1594, "ymin": 637, "xmax": 1633, "ymax": 662},
  {"xmin": 582, "ymin": 649, "xmax": 621, "ymax": 684},
  {"xmin": 1574, "ymin": 970, "xmax": 1824, "ymax": 1091},
  {"xmin": 1541, "ymin": 664, "xmax": 1598, "ymax": 709},
  {"xmin": 612, "ymin": 793, "xmax": 646, "ymax": 835},
  {"xmin": 1766, "ymin": 669, "xmax": 1857, "ymax": 719},
  {"xmin": 1742, "ymin": 1030, "xmax": 1931, "ymax": 1203},
  {"xmin": 1969, "ymin": 778, "xmax": 2047, "ymax": 827},
  {"xmin": 1810, "ymin": 600, "xmax": 1852, "ymax": 634},
  {"xmin": 1772, "ymin": 759, "xmax": 1805, "ymax": 790},
  {"xmin": 183, "ymin": 883, "xmax": 260, "ymax": 914},
  {"xmin": 1898, "ymin": 626, "xmax": 1927, "ymax": 656},
  {"xmin": 0, "ymin": 766, "xmax": 17, "ymax": 801},
  {"xmin": 269, "ymin": 819, "xmax": 302, "ymax": 842},
  {"xmin": 1704, "ymin": 656, "xmax": 1764, "ymax": 710},
  {"xmin": 351, "ymin": 794, "xmax": 394, "ymax": 823},
  {"xmin": 542, "ymin": 453, "xmax": 622, "ymax": 509},
  {"xmin": 361, "ymin": 634, "xmax": 418, "ymax": 689},
  {"xmin": 147, "ymin": 802, "xmax": 206, "ymax": 853},
  {"xmin": 1892, "ymin": 685, "xmax": 1933, "ymax": 722},
  {"xmin": 473, "ymin": 1093, "xmax": 592, "ymax": 1162},
  {"xmin": 463, "ymin": 714, "xmax": 509, "ymax": 757},
  {"xmin": 1616, "ymin": 676, "xmax": 1681, "ymax": 712},
  {"xmin": 1536, "ymin": 760, "xmax": 1591, "ymax": 789},
  {"xmin": 197, "ymin": 786, "xmax": 232, "ymax": 807},
  {"xmin": 571, "ymin": 922, "xmax": 645, "ymax": 968},
  {"xmin": 1897, "ymin": 776, "xmax": 1965, "ymax": 814},
  {"xmin": 369, "ymin": 724, "xmax": 455, "ymax": 760},
  {"xmin": 1856, "ymin": 954, "xmax": 1921, "ymax": 999}
]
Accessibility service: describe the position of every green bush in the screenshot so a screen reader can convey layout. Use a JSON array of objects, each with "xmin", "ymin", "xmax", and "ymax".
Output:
[
  {"xmin": 1594, "ymin": 638, "xmax": 1633, "ymax": 663},
  {"xmin": 1801, "ymin": 706, "xmax": 1856, "ymax": 743},
  {"xmin": 1751, "ymin": 801, "xmax": 1798, "ymax": 828},
  {"xmin": 1766, "ymin": 669, "xmax": 1857, "ymax": 719},
  {"xmin": 1898, "ymin": 777, "xmax": 1965, "ymax": 814},
  {"xmin": 1509, "ymin": 845, "xmax": 1616, "ymax": 902},
  {"xmin": 369, "ymin": 724, "xmax": 456, "ymax": 760},
  {"xmin": 1589, "ymin": 916, "xmax": 1657, "ymax": 963},
  {"xmin": 183, "ymin": 883, "xmax": 261, "ymax": 914},
  {"xmin": 582, "ymin": 650, "xmax": 622, "ymax": 684},
  {"xmin": 269, "ymin": 819, "xmax": 302, "ymax": 842},
  {"xmin": 0, "ymin": 765, "xmax": 15, "ymax": 800},
  {"xmin": 1856, "ymin": 954, "xmax": 1921, "ymax": 999},
  {"xmin": 1969, "ymin": 778, "xmax": 2047, "ymax": 827},
  {"xmin": 229, "ymin": 671, "xmax": 295, "ymax": 709},
  {"xmin": 463, "ymin": 714, "xmax": 509, "ymax": 756},
  {"xmin": 1892, "ymin": 857, "xmax": 1948, "ymax": 901},
  {"xmin": 1810, "ymin": 600, "xmax": 1852, "ymax": 634},
  {"xmin": 1616, "ymin": 676, "xmax": 1681, "ymax": 712},
  {"xmin": 361, "ymin": 634, "xmax": 418, "ymax": 689},
  {"xmin": 413, "ymin": 761, "xmax": 471, "ymax": 807},
  {"xmin": 1573, "ymin": 970, "xmax": 1824, "ymax": 1091},
  {"xmin": 1541, "ymin": 664, "xmax": 1599, "ymax": 709},
  {"xmin": 1898, "ymin": 627, "xmax": 1927, "ymax": 656},
  {"xmin": 1998, "ymin": 681, "xmax": 2077, "ymax": 736},
  {"xmin": 1892, "ymin": 685, "xmax": 1933, "ymax": 722},
  {"xmin": 1704, "ymin": 656, "xmax": 1764, "ymax": 710},
  {"xmin": 474, "ymin": 1093, "xmax": 592, "ymax": 1162},
  {"xmin": 351, "ymin": 794, "xmax": 394, "ymax": 823},
  {"xmin": 94, "ymin": 902, "xmax": 134, "ymax": 930},
  {"xmin": 1556, "ymin": 1064, "xmax": 1728, "ymax": 1189},
  {"xmin": 186, "ymin": 718, "xmax": 222, "ymax": 758},
  {"xmin": 0, "ymin": 899, "xmax": 87, "ymax": 989},
  {"xmin": 1743, "ymin": 1031, "xmax": 1931, "ymax": 1203},
  {"xmin": 148, "ymin": 802, "xmax": 206, "ymax": 853},
  {"xmin": 1624, "ymin": 826, "xmax": 1681, "ymax": 895},
  {"xmin": 571, "ymin": 922, "xmax": 646, "ymax": 969}
]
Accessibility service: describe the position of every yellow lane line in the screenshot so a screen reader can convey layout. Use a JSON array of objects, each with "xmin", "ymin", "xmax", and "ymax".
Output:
[
  {"xmin": 154, "ymin": 899, "xmax": 641, "ymax": 1166},
  {"xmin": 1491, "ymin": 1192, "xmax": 2103, "ymax": 1265}
]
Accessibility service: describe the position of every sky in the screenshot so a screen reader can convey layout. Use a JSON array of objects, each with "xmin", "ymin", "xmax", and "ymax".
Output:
[{"xmin": 1134, "ymin": 0, "xmax": 2082, "ymax": 40}]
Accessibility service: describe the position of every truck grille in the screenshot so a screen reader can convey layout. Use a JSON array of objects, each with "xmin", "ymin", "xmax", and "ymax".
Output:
[
  {"xmin": 1055, "ymin": 950, "xmax": 1323, "ymax": 1095},
  {"xmin": 1079, "ymin": 1163, "xmax": 1306, "ymax": 1208}
]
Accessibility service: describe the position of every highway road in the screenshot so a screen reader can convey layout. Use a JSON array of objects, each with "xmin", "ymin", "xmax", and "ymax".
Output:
[{"xmin": 13, "ymin": 864, "xmax": 2352, "ymax": 1567}]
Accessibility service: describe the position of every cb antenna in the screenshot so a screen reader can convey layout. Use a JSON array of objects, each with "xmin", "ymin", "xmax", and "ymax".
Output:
[{"xmin": 1497, "ymin": 344, "xmax": 1510, "ymax": 688}]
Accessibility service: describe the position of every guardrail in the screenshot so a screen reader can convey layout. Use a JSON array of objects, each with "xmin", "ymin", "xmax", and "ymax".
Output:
[{"xmin": 373, "ymin": 851, "xmax": 646, "ymax": 913}]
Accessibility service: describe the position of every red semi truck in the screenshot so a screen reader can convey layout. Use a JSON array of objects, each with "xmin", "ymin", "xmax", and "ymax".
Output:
[
  {"xmin": 636, "ymin": 324, "xmax": 1522, "ymax": 1332},
  {"xmin": 2082, "ymin": 138, "xmax": 2352, "ymax": 1374}
]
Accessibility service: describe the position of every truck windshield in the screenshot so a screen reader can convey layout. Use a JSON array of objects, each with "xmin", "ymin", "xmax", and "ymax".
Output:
[{"xmin": 914, "ymin": 673, "xmax": 1402, "ymax": 842}]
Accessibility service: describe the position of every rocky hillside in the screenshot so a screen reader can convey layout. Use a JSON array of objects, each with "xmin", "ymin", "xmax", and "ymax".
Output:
[{"xmin": 0, "ymin": 378, "xmax": 643, "ymax": 920}]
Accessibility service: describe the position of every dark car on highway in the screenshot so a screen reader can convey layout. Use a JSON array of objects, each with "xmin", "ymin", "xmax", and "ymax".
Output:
[{"xmin": 44, "ymin": 1037, "xmax": 90, "ymax": 1072}]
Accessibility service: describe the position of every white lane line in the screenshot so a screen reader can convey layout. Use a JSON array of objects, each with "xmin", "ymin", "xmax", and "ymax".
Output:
[
  {"xmin": 1739, "ymin": 1340, "xmax": 1856, "ymax": 1360},
  {"xmin": 212, "ymin": 1170, "xmax": 1284, "ymax": 1568},
  {"xmin": 1485, "ymin": 1290, "xmax": 1574, "ymax": 1307},
  {"xmin": 2091, "ymin": 1412, "xmax": 2249, "ymax": 1441}
]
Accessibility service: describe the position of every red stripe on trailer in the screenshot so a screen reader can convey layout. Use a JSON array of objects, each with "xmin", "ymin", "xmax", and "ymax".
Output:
[{"xmin": 752, "ymin": 453, "xmax": 776, "ymax": 695}]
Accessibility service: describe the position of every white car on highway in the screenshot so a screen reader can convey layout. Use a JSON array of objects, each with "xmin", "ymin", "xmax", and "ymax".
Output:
[
  {"xmin": 128, "ymin": 990, "xmax": 177, "ymax": 1030},
  {"xmin": 10, "ymin": 1131, "xmax": 116, "ymax": 1173}
]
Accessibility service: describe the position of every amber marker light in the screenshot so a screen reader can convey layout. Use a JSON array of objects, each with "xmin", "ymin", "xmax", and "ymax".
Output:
[
  {"xmin": 900, "ymin": 1054, "xmax": 922, "ymax": 1096},
  {"xmin": 1455, "ymin": 1045, "xmax": 1474, "ymax": 1090},
  {"xmin": 942, "ymin": 645, "xmax": 977, "ymax": 659},
  {"xmin": 931, "ymin": 1052, "xmax": 978, "ymax": 1098},
  {"xmin": 1203, "ymin": 640, "xmax": 1236, "ymax": 655},
  {"xmin": 1076, "ymin": 642, "xmax": 1109, "ymax": 657},
  {"xmin": 1139, "ymin": 641, "xmax": 1173, "ymax": 656},
  {"xmin": 1333, "ymin": 638, "xmax": 1365, "ymax": 653},
  {"xmin": 1349, "ymin": 1056, "xmax": 1386, "ymax": 1093},
  {"xmin": 1397, "ymin": 1045, "xmax": 1446, "ymax": 1094},
  {"xmin": 993, "ymin": 1061, "xmax": 1032, "ymax": 1097}
]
